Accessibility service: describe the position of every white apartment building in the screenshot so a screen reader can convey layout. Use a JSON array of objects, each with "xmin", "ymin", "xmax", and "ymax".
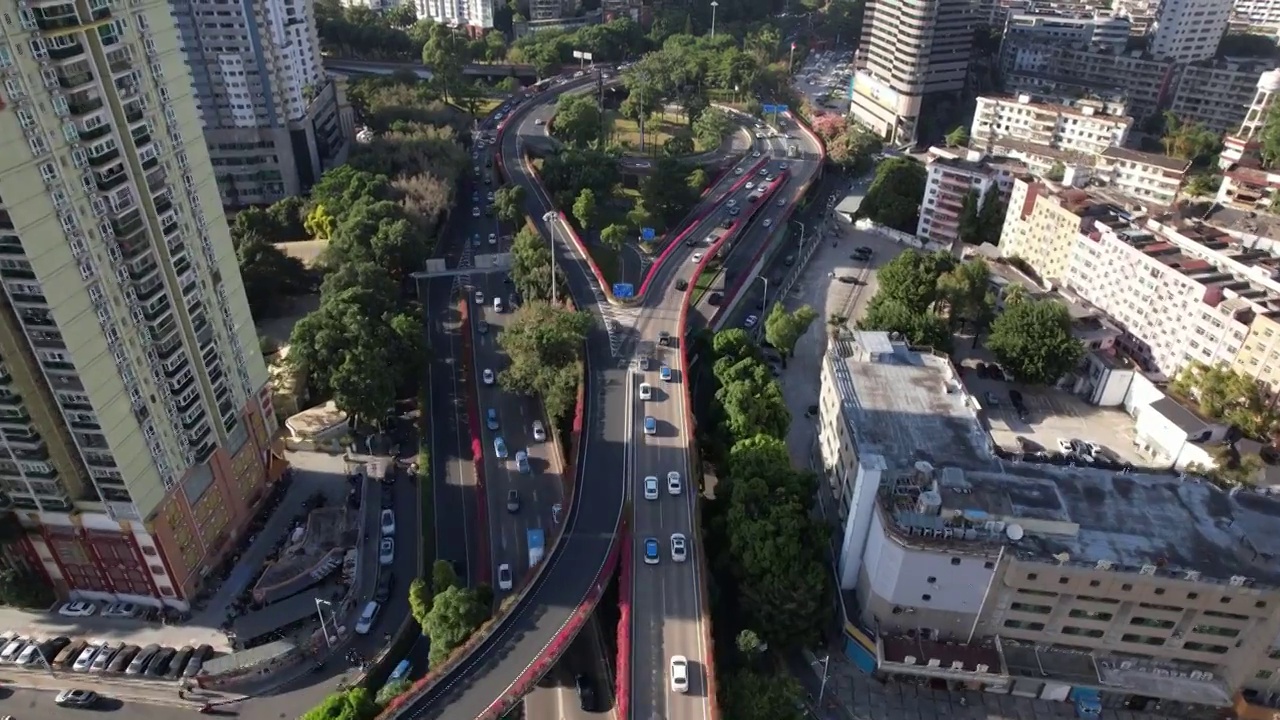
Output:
[
  {"xmin": 817, "ymin": 331, "xmax": 1280, "ymax": 711},
  {"xmin": 1001, "ymin": 11, "xmax": 1131, "ymax": 51},
  {"xmin": 1233, "ymin": 0, "xmax": 1280, "ymax": 29},
  {"xmin": 417, "ymin": 0, "xmax": 497, "ymax": 28},
  {"xmin": 0, "ymin": 0, "xmax": 277, "ymax": 606},
  {"xmin": 1149, "ymin": 0, "xmax": 1234, "ymax": 62},
  {"xmin": 918, "ymin": 149, "xmax": 1025, "ymax": 248},
  {"xmin": 172, "ymin": 0, "xmax": 353, "ymax": 205},
  {"xmin": 851, "ymin": 0, "xmax": 975, "ymax": 143},
  {"xmin": 970, "ymin": 94, "xmax": 1132, "ymax": 155}
]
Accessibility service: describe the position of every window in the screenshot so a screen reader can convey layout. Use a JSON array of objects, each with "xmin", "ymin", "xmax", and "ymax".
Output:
[
  {"xmin": 926, "ymin": 576, "xmax": 936, "ymax": 584},
  {"xmin": 984, "ymin": 561, "xmax": 994, "ymax": 569},
  {"xmin": 1011, "ymin": 602, "xmax": 1052, "ymax": 614},
  {"xmin": 950, "ymin": 558, "xmax": 961, "ymax": 566},
  {"xmin": 1258, "ymin": 670, "xmax": 1274, "ymax": 680},
  {"xmin": 1154, "ymin": 588, "xmax": 1165, "ymax": 595},
  {"xmin": 1027, "ymin": 573, "xmax": 1038, "ymax": 581},
  {"xmin": 922, "ymin": 594, "xmax": 932, "ymax": 601},
  {"xmin": 1188, "ymin": 592, "xmax": 1199, "ymax": 599},
  {"xmin": 1121, "ymin": 583, "xmax": 1132, "ymax": 591},
  {"xmin": 1059, "ymin": 577, "xmax": 1070, "ymax": 584},
  {"xmin": 1089, "ymin": 580, "xmax": 1100, "ymax": 587}
]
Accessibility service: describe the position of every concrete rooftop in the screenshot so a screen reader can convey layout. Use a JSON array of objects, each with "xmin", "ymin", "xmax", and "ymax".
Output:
[{"xmin": 833, "ymin": 331, "xmax": 1280, "ymax": 588}]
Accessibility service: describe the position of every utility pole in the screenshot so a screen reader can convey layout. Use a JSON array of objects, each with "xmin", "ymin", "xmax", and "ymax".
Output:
[{"xmin": 710, "ymin": 1, "xmax": 719, "ymax": 37}]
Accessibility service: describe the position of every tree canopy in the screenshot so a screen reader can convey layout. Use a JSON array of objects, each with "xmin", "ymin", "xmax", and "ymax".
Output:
[
  {"xmin": 856, "ymin": 157, "xmax": 927, "ymax": 232},
  {"xmin": 233, "ymin": 232, "xmax": 311, "ymax": 321},
  {"xmin": 498, "ymin": 301, "xmax": 592, "ymax": 424},
  {"xmin": 985, "ymin": 297, "xmax": 1084, "ymax": 385},
  {"xmin": 541, "ymin": 148, "xmax": 622, "ymax": 209},
  {"xmin": 1160, "ymin": 111, "xmax": 1221, "ymax": 167},
  {"xmin": 854, "ymin": 252, "xmax": 1000, "ymax": 351},
  {"xmin": 763, "ymin": 304, "xmax": 818, "ymax": 360},
  {"xmin": 552, "ymin": 93, "xmax": 604, "ymax": 149},
  {"xmin": 424, "ymin": 584, "xmax": 490, "ymax": 667},
  {"xmin": 300, "ymin": 688, "xmax": 378, "ymax": 720},
  {"xmin": 1171, "ymin": 360, "xmax": 1279, "ymax": 439},
  {"xmin": 509, "ymin": 224, "xmax": 557, "ymax": 303}
]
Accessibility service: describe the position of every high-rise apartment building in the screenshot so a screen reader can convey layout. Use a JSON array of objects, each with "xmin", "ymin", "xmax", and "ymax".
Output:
[
  {"xmin": 917, "ymin": 148, "xmax": 1025, "ymax": 248},
  {"xmin": 970, "ymin": 94, "xmax": 1132, "ymax": 155},
  {"xmin": 417, "ymin": 0, "xmax": 496, "ymax": 28},
  {"xmin": 172, "ymin": 0, "xmax": 352, "ymax": 206},
  {"xmin": 1149, "ymin": 0, "xmax": 1232, "ymax": 62},
  {"xmin": 0, "ymin": 0, "xmax": 277, "ymax": 607},
  {"xmin": 850, "ymin": 0, "xmax": 976, "ymax": 144}
]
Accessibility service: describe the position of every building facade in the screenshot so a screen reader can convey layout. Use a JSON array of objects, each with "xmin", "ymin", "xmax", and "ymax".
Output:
[
  {"xmin": 850, "ymin": 0, "xmax": 975, "ymax": 143},
  {"xmin": 172, "ymin": 0, "xmax": 352, "ymax": 206},
  {"xmin": 0, "ymin": 0, "xmax": 277, "ymax": 607},
  {"xmin": 970, "ymin": 94, "xmax": 1132, "ymax": 155},
  {"xmin": 818, "ymin": 331, "xmax": 1280, "ymax": 711},
  {"xmin": 1148, "ymin": 0, "xmax": 1233, "ymax": 62},
  {"xmin": 417, "ymin": 0, "xmax": 497, "ymax": 28},
  {"xmin": 1001, "ymin": 11, "xmax": 1131, "ymax": 51},
  {"xmin": 918, "ymin": 149, "xmax": 1025, "ymax": 248}
]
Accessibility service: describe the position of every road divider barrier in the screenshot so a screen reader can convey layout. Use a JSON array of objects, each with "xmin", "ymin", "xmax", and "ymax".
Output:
[
  {"xmin": 636, "ymin": 157, "xmax": 770, "ymax": 298},
  {"xmin": 458, "ymin": 298, "xmax": 492, "ymax": 587},
  {"xmin": 615, "ymin": 521, "xmax": 633, "ymax": 720}
]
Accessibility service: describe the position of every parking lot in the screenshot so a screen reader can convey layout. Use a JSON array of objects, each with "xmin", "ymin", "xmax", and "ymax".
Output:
[
  {"xmin": 795, "ymin": 49, "xmax": 854, "ymax": 113},
  {"xmin": 956, "ymin": 355, "xmax": 1150, "ymax": 467}
]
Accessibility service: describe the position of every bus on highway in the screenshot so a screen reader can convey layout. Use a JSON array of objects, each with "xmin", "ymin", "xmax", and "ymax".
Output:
[
  {"xmin": 388, "ymin": 659, "xmax": 411, "ymax": 683},
  {"xmin": 528, "ymin": 529, "xmax": 545, "ymax": 567}
]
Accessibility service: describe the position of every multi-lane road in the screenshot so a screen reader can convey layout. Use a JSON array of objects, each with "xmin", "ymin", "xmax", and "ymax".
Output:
[{"xmin": 397, "ymin": 69, "xmax": 825, "ymax": 719}]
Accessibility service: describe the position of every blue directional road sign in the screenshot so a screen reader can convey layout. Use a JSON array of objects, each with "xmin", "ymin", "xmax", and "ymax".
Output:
[
  {"xmin": 613, "ymin": 283, "xmax": 635, "ymax": 299},
  {"xmin": 640, "ymin": 227, "xmax": 656, "ymax": 241},
  {"xmin": 761, "ymin": 104, "xmax": 777, "ymax": 114},
  {"xmin": 775, "ymin": 104, "xmax": 789, "ymax": 113}
]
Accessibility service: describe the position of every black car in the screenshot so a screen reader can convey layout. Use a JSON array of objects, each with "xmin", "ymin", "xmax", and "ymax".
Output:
[
  {"xmin": 380, "ymin": 488, "xmax": 395, "ymax": 510},
  {"xmin": 575, "ymin": 674, "xmax": 597, "ymax": 711},
  {"xmin": 183, "ymin": 645, "xmax": 214, "ymax": 678},
  {"xmin": 707, "ymin": 292, "xmax": 722, "ymax": 306},
  {"xmin": 374, "ymin": 572, "xmax": 395, "ymax": 604},
  {"xmin": 719, "ymin": 218, "xmax": 733, "ymax": 229},
  {"xmin": 1008, "ymin": 389, "xmax": 1024, "ymax": 406},
  {"xmin": 146, "ymin": 647, "xmax": 176, "ymax": 677},
  {"xmin": 675, "ymin": 279, "xmax": 688, "ymax": 291}
]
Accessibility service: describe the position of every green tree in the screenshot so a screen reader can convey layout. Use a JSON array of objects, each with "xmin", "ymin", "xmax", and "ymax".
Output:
[
  {"xmin": 735, "ymin": 628, "xmax": 765, "ymax": 660},
  {"xmin": 720, "ymin": 669, "xmax": 806, "ymax": 720},
  {"xmin": 712, "ymin": 328, "xmax": 759, "ymax": 365},
  {"xmin": 1045, "ymin": 161, "xmax": 1065, "ymax": 182},
  {"xmin": 0, "ymin": 565, "xmax": 54, "ymax": 608},
  {"xmin": 494, "ymin": 185, "xmax": 526, "ymax": 225},
  {"xmin": 1161, "ymin": 111, "xmax": 1221, "ymax": 166},
  {"xmin": 691, "ymin": 107, "xmax": 733, "ymax": 150},
  {"xmin": 687, "ymin": 167, "xmax": 709, "ymax": 192},
  {"xmin": 510, "ymin": 224, "xmax": 555, "ymax": 302},
  {"xmin": 1263, "ymin": 103, "xmax": 1280, "ymax": 169},
  {"xmin": 235, "ymin": 232, "xmax": 311, "ymax": 320},
  {"xmin": 762, "ymin": 304, "xmax": 818, "ymax": 359},
  {"xmin": 432, "ymin": 558, "xmax": 459, "ymax": 593},
  {"xmin": 600, "ymin": 223, "xmax": 629, "ymax": 251},
  {"xmin": 857, "ymin": 295, "xmax": 953, "ymax": 351},
  {"xmin": 422, "ymin": 23, "xmax": 469, "ymax": 101},
  {"xmin": 408, "ymin": 577, "xmax": 432, "ymax": 630},
  {"xmin": 323, "ymin": 199, "xmax": 423, "ymax": 279},
  {"xmin": 300, "ymin": 688, "xmax": 379, "ymax": 720},
  {"xmin": 1184, "ymin": 173, "xmax": 1220, "ymax": 197},
  {"xmin": 944, "ymin": 125, "xmax": 969, "ymax": 147},
  {"xmin": 639, "ymin": 158, "xmax": 699, "ymax": 230},
  {"xmin": 541, "ymin": 148, "xmax": 621, "ymax": 208},
  {"xmin": 572, "ymin": 188, "xmax": 597, "ymax": 230},
  {"xmin": 311, "ymin": 165, "xmax": 395, "ymax": 208},
  {"xmin": 1170, "ymin": 360, "xmax": 1278, "ymax": 437},
  {"xmin": 498, "ymin": 301, "xmax": 592, "ymax": 423},
  {"xmin": 384, "ymin": 3, "xmax": 417, "ymax": 27},
  {"xmin": 552, "ymin": 93, "xmax": 604, "ymax": 149},
  {"xmin": 855, "ymin": 157, "xmax": 927, "ymax": 232},
  {"xmin": 716, "ymin": 375, "xmax": 789, "ymax": 441},
  {"xmin": 375, "ymin": 678, "xmax": 410, "ymax": 705},
  {"xmin": 482, "ymin": 29, "xmax": 507, "ymax": 62},
  {"xmin": 305, "ymin": 204, "xmax": 338, "ymax": 240},
  {"xmin": 936, "ymin": 259, "xmax": 996, "ymax": 332},
  {"xmin": 985, "ymin": 298, "xmax": 1085, "ymax": 385},
  {"xmin": 424, "ymin": 585, "xmax": 489, "ymax": 666},
  {"xmin": 874, "ymin": 249, "xmax": 956, "ymax": 313}
]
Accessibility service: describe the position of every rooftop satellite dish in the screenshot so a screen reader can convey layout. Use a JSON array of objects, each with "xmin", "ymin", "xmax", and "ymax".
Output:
[{"xmin": 1006, "ymin": 524, "xmax": 1024, "ymax": 541}]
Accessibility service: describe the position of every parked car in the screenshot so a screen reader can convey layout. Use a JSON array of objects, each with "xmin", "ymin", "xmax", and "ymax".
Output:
[
  {"xmin": 531, "ymin": 420, "xmax": 546, "ymax": 442},
  {"xmin": 379, "ymin": 537, "xmax": 395, "ymax": 566},
  {"xmin": 380, "ymin": 509, "xmax": 396, "ymax": 536},
  {"xmin": 374, "ymin": 572, "xmax": 395, "ymax": 604},
  {"xmin": 497, "ymin": 563, "xmax": 513, "ymax": 591},
  {"xmin": 165, "ymin": 646, "xmax": 195, "ymax": 680},
  {"xmin": 53, "ymin": 640, "xmax": 87, "ymax": 668},
  {"xmin": 101, "ymin": 602, "xmax": 140, "ymax": 618},
  {"xmin": 183, "ymin": 645, "xmax": 213, "ymax": 678},
  {"xmin": 71, "ymin": 644, "xmax": 100, "ymax": 672},
  {"xmin": 355, "ymin": 602, "xmax": 380, "ymax": 635},
  {"xmin": 58, "ymin": 602, "xmax": 96, "ymax": 618},
  {"xmin": 145, "ymin": 647, "xmax": 175, "ymax": 677},
  {"xmin": 90, "ymin": 642, "xmax": 123, "ymax": 673},
  {"xmin": 108, "ymin": 645, "xmax": 139, "ymax": 674},
  {"xmin": 127, "ymin": 645, "xmax": 160, "ymax": 675}
]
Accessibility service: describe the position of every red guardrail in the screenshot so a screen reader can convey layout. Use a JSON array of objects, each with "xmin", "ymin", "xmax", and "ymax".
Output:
[
  {"xmin": 614, "ymin": 522, "xmax": 632, "ymax": 720},
  {"xmin": 636, "ymin": 157, "xmax": 770, "ymax": 298},
  {"xmin": 458, "ymin": 298, "xmax": 491, "ymax": 586},
  {"xmin": 554, "ymin": 209, "xmax": 612, "ymax": 293},
  {"xmin": 476, "ymin": 523, "xmax": 624, "ymax": 720}
]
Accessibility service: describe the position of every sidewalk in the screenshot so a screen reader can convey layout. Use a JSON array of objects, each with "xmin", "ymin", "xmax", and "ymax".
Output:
[
  {"xmin": 0, "ymin": 667, "xmax": 247, "ymax": 709},
  {"xmin": 792, "ymin": 649, "xmax": 1179, "ymax": 720}
]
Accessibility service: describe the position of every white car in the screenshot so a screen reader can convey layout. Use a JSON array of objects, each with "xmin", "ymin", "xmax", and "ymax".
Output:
[
  {"xmin": 734, "ymin": 167, "xmax": 744, "ymax": 175},
  {"xmin": 483, "ymin": 368, "xmax": 495, "ymax": 385},
  {"xmin": 670, "ymin": 655, "xmax": 690, "ymax": 693},
  {"xmin": 355, "ymin": 601, "xmax": 380, "ymax": 635},
  {"xmin": 72, "ymin": 644, "xmax": 99, "ymax": 672},
  {"xmin": 532, "ymin": 420, "xmax": 547, "ymax": 442},
  {"xmin": 488, "ymin": 233, "xmax": 497, "ymax": 245},
  {"xmin": 777, "ymin": 198, "xmax": 786, "ymax": 207},
  {"xmin": 691, "ymin": 253, "xmax": 703, "ymax": 263},
  {"xmin": 379, "ymin": 537, "xmax": 395, "ymax": 565},
  {"xmin": 671, "ymin": 533, "xmax": 687, "ymax": 562},
  {"xmin": 639, "ymin": 382, "xmax": 653, "ymax": 400},
  {"xmin": 644, "ymin": 476, "xmax": 659, "ymax": 500},
  {"xmin": 58, "ymin": 602, "xmax": 96, "ymax": 618},
  {"xmin": 498, "ymin": 563, "xmax": 513, "ymax": 591},
  {"xmin": 1057, "ymin": 438, "xmax": 1074, "ymax": 454},
  {"xmin": 667, "ymin": 471, "xmax": 682, "ymax": 495},
  {"xmin": 471, "ymin": 207, "xmax": 480, "ymax": 218},
  {"xmin": 380, "ymin": 509, "xmax": 396, "ymax": 536},
  {"xmin": 745, "ymin": 182, "xmax": 755, "ymax": 190},
  {"xmin": 101, "ymin": 601, "xmax": 139, "ymax": 618},
  {"xmin": 744, "ymin": 314, "xmax": 759, "ymax": 329},
  {"xmin": 752, "ymin": 150, "xmax": 761, "ymax": 158},
  {"xmin": 763, "ymin": 218, "xmax": 773, "ymax": 227},
  {"xmin": 475, "ymin": 290, "xmax": 485, "ymax": 305}
]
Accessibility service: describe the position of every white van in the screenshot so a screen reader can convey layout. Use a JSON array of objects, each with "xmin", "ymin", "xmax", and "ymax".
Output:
[
  {"xmin": 493, "ymin": 296, "xmax": 504, "ymax": 313},
  {"xmin": 355, "ymin": 601, "xmax": 380, "ymax": 635}
]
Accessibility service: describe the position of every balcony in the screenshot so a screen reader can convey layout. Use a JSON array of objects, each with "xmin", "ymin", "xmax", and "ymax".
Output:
[
  {"xmin": 35, "ymin": 7, "xmax": 80, "ymax": 32},
  {"xmin": 58, "ymin": 70, "xmax": 95, "ymax": 92},
  {"xmin": 110, "ymin": 213, "xmax": 145, "ymax": 241},
  {"xmin": 96, "ymin": 170, "xmax": 128, "ymax": 192},
  {"xmin": 79, "ymin": 123, "xmax": 111, "ymax": 142},
  {"xmin": 0, "ymin": 392, "xmax": 22, "ymax": 407},
  {"xmin": 90, "ymin": 3, "xmax": 111, "ymax": 22},
  {"xmin": 68, "ymin": 96, "xmax": 104, "ymax": 116},
  {"xmin": 135, "ymin": 278, "xmax": 164, "ymax": 304},
  {"xmin": 142, "ymin": 300, "xmax": 172, "ymax": 323},
  {"xmin": 87, "ymin": 148, "xmax": 120, "ymax": 167},
  {"xmin": 48, "ymin": 41, "xmax": 85, "ymax": 61},
  {"xmin": 124, "ymin": 103, "xmax": 144, "ymax": 124},
  {"xmin": 154, "ymin": 197, "xmax": 173, "ymax": 217},
  {"xmin": 130, "ymin": 125, "xmax": 151, "ymax": 147}
]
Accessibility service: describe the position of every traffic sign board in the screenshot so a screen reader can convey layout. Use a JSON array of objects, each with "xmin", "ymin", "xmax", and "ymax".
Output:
[
  {"xmin": 776, "ymin": 104, "xmax": 789, "ymax": 113},
  {"xmin": 641, "ymin": 227, "xmax": 656, "ymax": 240},
  {"xmin": 762, "ymin": 104, "xmax": 777, "ymax": 114},
  {"xmin": 612, "ymin": 283, "xmax": 635, "ymax": 299}
]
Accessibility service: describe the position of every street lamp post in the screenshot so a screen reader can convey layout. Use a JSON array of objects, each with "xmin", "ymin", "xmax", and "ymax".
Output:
[
  {"xmin": 710, "ymin": 1, "xmax": 719, "ymax": 38},
  {"xmin": 315, "ymin": 598, "xmax": 339, "ymax": 648},
  {"xmin": 542, "ymin": 211, "xmax": 559, "ymax": 305},
  {"xmin": 791, "ymin": 219, "xmax": 807, "ymax": 249},
  {"xmin": 813, "ymin": 653, "xmax": 831, "ymax": 705}
]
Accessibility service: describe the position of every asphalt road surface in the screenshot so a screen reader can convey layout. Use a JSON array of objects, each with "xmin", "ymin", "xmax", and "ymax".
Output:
[{"xmin": 523, "ymin": 616, "xmax": 615, "ymax": 719}]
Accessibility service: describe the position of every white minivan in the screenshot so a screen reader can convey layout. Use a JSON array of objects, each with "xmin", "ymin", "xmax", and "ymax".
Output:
[
  {"xmin": 493, "ymin": 296, "xmax": 504, "ymax": 313},
  {"xmin": 355, "ymin": 601, "xmax": 380, "ymax": 635}
]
